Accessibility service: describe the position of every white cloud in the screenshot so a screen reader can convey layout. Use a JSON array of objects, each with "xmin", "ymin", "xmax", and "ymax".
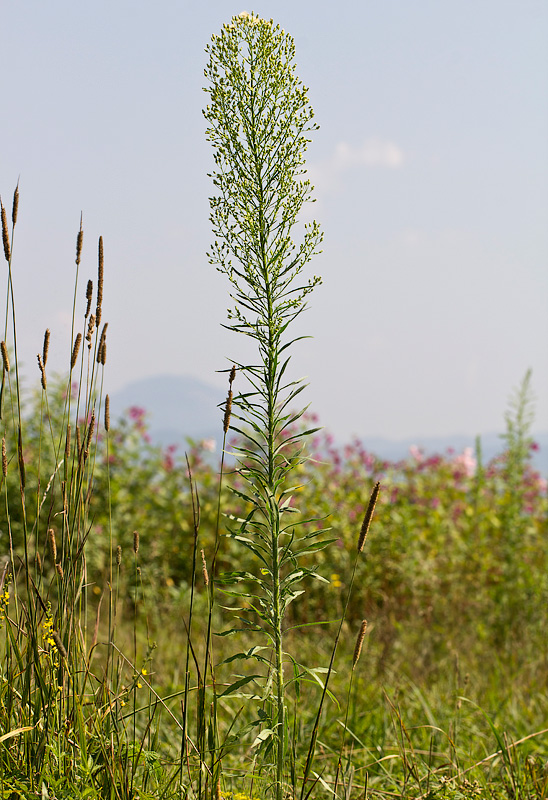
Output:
[
  {"xmin": 332, "ymin": 138, "xmax": 404, "ymax": 170},
  {"xmin": 305, "ymin": 137, "xmax": 404, "ymax": 209}
]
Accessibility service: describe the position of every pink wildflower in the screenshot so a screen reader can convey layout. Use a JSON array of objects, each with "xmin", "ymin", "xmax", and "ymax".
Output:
[{"xmin": 454, "ymin": 447, "xmax": 476, "ymax": 477}]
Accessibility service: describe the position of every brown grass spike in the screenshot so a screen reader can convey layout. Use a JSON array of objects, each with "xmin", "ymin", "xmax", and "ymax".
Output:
[
  {"xmin": 47, "ymin": 528, "xmax": 57, "ymax": 563},
  {"xmin": 1, "ymin": 200, "xmax": 10, "ymax": 262},
  {"xmin": 201, "ymin": 549, "xmax": 209, "ymax": 587},
  {"xmin": 52, "ymin": 631, "xmax": 67, "ymax": 659},
  {"xmin": 352, "ymin": 620, "xmax": 368, "ymax": 669},
  {"xmin": 37, "ymin": 354, "xmax": 47, "ymax": 391},
  {"xmin": 223, "ymin": 389, "xmax": 233, "ymax": 434},
  {"xmin": 65, "ymin": 424, "xmax": 71, "ymax": 461},
  {"xmin": 76, "ymin": 216, "xmax": 83, "ymax": 266},
  {"xmin": 96, "ymin": 323, "xmax": 108, "ymax": 364},
  {"xmin": 71, "ymin": 333, "xmax": 82, "ymax": 369},
  {"xmin": 42, "ymin": 329, "xmax": 50, "ymax": 366},
  {"xmin": 85, "ymin": 279, "xmax": 93, "ymax": 318},
  {"xmin": 86, "ymin": 314, "xmax": 95, "ymax": 347},
  {"xmin": 12, "ymin": 183, "xmax": 19, "ymax": 226},
  {"xmin": 1, "ymin": 341, "xmax": 10, "ymax": 373},
  {"xmin": 96, "ymin": 236, "xmax": 104, "ymax": 326},
  {"xmin": 358, "ymin": 481, "xmax": 380, "ymax": 553},
  {"xmin": 84, "ymin": 409, "xmax": 95, "ymax": 459}
]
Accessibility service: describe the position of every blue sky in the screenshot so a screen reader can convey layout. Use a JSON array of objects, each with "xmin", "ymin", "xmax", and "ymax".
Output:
[{"xmin": 1, "ymin": 0, "xmax": 546, "ymax": 440}]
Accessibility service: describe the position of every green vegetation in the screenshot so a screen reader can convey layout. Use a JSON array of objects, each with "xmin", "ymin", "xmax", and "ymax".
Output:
[{"xmin": 1, "ymin": 12, "xmax": 547, "ymax": 800}]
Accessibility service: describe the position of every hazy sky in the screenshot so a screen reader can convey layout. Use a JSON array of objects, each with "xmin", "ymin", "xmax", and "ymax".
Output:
[{"xmin": 1, "ymin": 0, "xmax": 547, "ymax": 440}]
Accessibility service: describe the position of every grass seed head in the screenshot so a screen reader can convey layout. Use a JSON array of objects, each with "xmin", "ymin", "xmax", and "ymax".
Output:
[
  {"xmin": 12, "ymin": 183, "xmax": 19, "ymax": 226},
  {"xmin": 42, "ymin": 328, "xmax": 50, "ymax": 366},
  {"xmin": 55, "ymin": 563, "xmax": 64, "ymax": 578},
  {"xmin": 52, "ymin": 630, "xmax": 67, "ymax": 659},
  {"xmin": 71, "ymin": 333, "xmax": 82, "ymax": 369},
  {"xmin": 47, "ymin": 528, "xmax": 57, "ymax": 563},
  {"xmin": 1, "ymin": 200, "xmax": 10, "ymax": 262},
  {"xmin": 65, "ymin": 424, "xmax": 71, "ymax": 460},
  {"xmin": 96, "ymin": 236, "xmax": 104, "ymax": 325},
  {"xmin": 37, "ymin": 354, "xmax": 47, "ymax": 390},
  {"xmin": 133, "ymin": 530, "xmax": 140, "ymax": 555},
  {"xmin": 358, "ymin": 481, "xmax": 380, "ymax": 553},
  {"xmin": 85, "ymin": 279, "xmax": 93, "ymax": 317},
  {"xmin": 84, "ymin": 409, "xmax": 95, "ymax": 459},
  {"xmin": 1, "ymin": 341, "xmax": 10, "ymax": 373},
  {"xmin": 86, "ymin": 313, "xmax": 95, "ymax": 346},
  {"xmin": 116, "ymin": 545, "xmax": 122, "ymax": 566},
  {"xmin": 352, "ymin": 620, "xmax": 368, "ymax": 669},
  {"xmin": 2, "ymin": 437, "xmax": 7, "ymax": 477},
  {"xmin": 97, "ymin": 322, "xmax": 108, "ymax": 364},
  {"xmin": 223, "ymin": 389, "xmax": 233, "ymax": 433},
  {"xmin": 76, "ymin": 217, "xmax": 83, "ymax": 266},
  {"xmin": 201, "ymin": 549, "xmax": 209, "ymax": 586},
  {"xmin": 104, "ymin": 394, "xmax": 110, "ymax": 431}
]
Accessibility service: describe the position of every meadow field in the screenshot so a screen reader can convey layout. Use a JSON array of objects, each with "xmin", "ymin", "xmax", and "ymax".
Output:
[{"xmin": 1, "ymin": 12, "xmax": 547, "ymax": 800}]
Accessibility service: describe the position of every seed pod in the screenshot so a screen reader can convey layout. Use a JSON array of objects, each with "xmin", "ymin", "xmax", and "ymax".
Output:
[
  {"xmin": 357, "ymin": 482, "xmax": 380, "ymax": 553},
  {"xmin": 1, "ymin": 341, "xmax": 10, "ymax": 373},
  {"xmin": 352, "ymin": 620, "xmax": 367, "ymax": 669},
  {"xmin": 71, "ymin": 333, "xmax": 82, "ymax": 369}
]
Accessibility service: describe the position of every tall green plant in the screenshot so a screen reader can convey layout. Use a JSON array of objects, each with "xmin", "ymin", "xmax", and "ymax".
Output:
[{"xmin": 204, "ymin": 12, "xmax": 327, "ymax": 798}]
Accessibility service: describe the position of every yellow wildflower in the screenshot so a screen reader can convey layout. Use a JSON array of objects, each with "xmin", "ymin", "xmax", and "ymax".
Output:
[{"xmin": 330, "ymin": 573, "xmax": 342, "ymax": 589}]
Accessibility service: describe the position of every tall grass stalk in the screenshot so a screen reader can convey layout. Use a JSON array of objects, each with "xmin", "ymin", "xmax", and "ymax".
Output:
[{"xmin": 204, "ymin": 12, "xmax": 328, "ymax": 799}]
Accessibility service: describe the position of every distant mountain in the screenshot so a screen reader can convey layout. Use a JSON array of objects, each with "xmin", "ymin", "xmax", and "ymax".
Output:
[
  {"xmin": 108, "ymin": 374, "xmax": 225, "ymax": 447},
  {"xmin": 109, "ymin": 375, "xmax": 548, "ymax": 475},
  {"xmin": 357, "ymin": 432, "xmax": 548, "ymax": 475}
]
